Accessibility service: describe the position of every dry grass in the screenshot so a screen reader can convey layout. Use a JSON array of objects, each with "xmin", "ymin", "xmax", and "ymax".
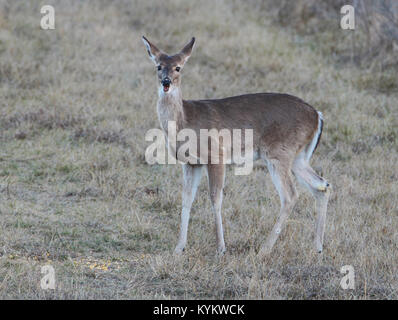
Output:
[{"xmin": 0, "ymin": 0, "xmax": 397, "ymax": 299}]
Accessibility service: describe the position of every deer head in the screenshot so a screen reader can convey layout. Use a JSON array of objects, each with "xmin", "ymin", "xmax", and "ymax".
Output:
[{"xmin": 142, "ymin": 36, "xmax": 195, "ymax": 94}]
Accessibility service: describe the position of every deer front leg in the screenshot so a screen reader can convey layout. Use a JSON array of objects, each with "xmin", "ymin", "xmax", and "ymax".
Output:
[
  {"xmin": 174, "ymin": 164, "xmax": 203, "ymax": 255},
  {"xmin": 207, "ymin": 164, "xmax": 226, "ymax": 255}
]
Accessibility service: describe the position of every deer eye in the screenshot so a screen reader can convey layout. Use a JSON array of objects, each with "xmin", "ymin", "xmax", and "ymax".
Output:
[
  {"xmin": 157, "ymin": 65, "xmax": 161, "ymax": 71},
  {"xmin": 175, "ymin": 67, "xmax": 180, "ymax": 72}
]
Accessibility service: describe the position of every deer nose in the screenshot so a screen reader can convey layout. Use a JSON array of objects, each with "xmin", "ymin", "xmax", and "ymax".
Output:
[{"xmin": 161, "ymin": 77, "xmax": 171, "ymax": 86}]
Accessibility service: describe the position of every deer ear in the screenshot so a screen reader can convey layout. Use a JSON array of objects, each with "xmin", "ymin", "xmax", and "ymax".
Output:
[
  {"xmin": 142, "ymin": 36, "xmax": 162, "ymax": 64},
  {"xmin": 179, "ymin": 37, "xmax": 195, "ymax": 64}
]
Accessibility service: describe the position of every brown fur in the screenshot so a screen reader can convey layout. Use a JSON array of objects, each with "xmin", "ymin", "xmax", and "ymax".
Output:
[{"xmin": 182, "ymin": 93, "xmax": 319, "ymax": 160}]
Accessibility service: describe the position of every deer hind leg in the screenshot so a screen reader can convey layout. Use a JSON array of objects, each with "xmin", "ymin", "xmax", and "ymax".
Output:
[
  {"xmin": 174, "ymin": 164, "xmax": 203, "ymax": 255},
  {"xmin": 206, "ymin": 164, "xmax": 226, "ymax": 255},
  {"xmin": 259, "ymin": 158, "xmax": 298, "ymax": 256},
  {"xmin": 292, "ymin": 154, "xmax": 331, "ymax": 253}
]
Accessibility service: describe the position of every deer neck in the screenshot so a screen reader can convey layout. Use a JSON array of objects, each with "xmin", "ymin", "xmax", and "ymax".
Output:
[{"xmin": 157, "ymin": 86, "xmax": 184, "ymax": 135}]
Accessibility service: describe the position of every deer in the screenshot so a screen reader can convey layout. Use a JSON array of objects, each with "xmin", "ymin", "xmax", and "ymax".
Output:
[{"xmin": 141, "ymin": 36, "xmax": 331, "ymax": 257}]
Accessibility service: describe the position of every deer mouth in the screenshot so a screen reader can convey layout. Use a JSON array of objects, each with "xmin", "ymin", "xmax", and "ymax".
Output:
[
  {"xmin": 163, "ymin": 83, "xmax": 170, "ymax": 92},
  {"xmin": 161, "ymin": 78, "xmax": 171, "ymax": 93}
]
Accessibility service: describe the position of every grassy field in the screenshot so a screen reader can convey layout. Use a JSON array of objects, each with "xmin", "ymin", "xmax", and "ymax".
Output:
[{"xmin": 0, "ymin": 0, "xmax": 397, "ymax": 299}]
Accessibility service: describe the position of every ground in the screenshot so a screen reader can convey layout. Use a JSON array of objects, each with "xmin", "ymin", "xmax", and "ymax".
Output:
[{"xmin": 0, "ymin": 0, "xmax": 397, "ymax": 299}]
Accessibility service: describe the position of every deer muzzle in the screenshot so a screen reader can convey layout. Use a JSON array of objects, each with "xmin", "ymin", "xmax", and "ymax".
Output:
[{"xmin": 161, "ymin": 77, "xmax": 171, "ymax": 92}]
